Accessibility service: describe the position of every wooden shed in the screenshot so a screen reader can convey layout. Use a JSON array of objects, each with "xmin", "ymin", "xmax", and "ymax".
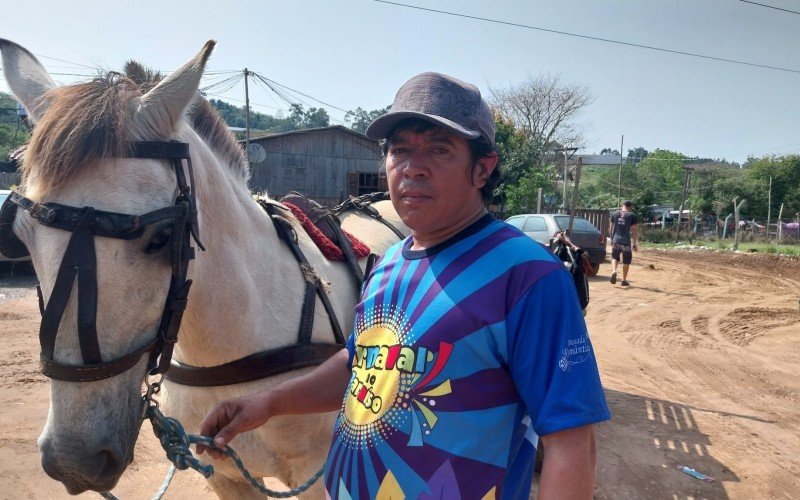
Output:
[{"xmin": 245, "ymin": 125, "xmax": 386, "ymax": 206}]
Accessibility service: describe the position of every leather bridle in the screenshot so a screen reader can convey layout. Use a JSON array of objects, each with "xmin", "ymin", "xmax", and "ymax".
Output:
[{"xmin": 0, "ymin": 141, "xmax": 201, "ymax": 382}]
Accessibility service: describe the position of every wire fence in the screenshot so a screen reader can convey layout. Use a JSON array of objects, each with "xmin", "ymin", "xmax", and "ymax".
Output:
[{"xmin": 640, "ymin": 215, "xmax": 800, "ymax": 244}]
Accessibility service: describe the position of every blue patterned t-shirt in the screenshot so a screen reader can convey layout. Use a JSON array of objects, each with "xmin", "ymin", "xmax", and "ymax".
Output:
[{"xmin": 324, "ymin": 214, "xmax": 610, "ymax": 499}]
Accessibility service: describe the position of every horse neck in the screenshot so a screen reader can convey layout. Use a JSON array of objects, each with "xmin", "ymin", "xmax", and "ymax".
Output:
[
  {"xmin": 173, "ymin": 141, "xmax": 357, "ymax": 365},
  {"xmin": 338, "ymin": 200, "xmax": 409, "ymax": 257}
]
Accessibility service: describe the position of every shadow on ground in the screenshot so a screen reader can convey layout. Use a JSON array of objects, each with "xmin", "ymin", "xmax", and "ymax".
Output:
[{"xmin": 594, "ymin": 389, "xmax": 739, "ymax": 499}]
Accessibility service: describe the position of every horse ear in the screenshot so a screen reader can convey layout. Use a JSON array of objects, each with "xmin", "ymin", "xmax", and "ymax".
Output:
[
  {"xmin": 0, "ymin": 39, "xmax": 57, "ymax": 124},
  {"xmin": 136, "ymin": 40, "xmax": 216, "ymax": 137}
]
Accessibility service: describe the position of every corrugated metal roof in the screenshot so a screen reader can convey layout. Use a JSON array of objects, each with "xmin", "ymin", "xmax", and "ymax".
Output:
[
  {"xmin": 575, "ymin": 154, "xmax": 623, "ymax": 166},
  {"xmin": 243, "ymin": 125, "xmax": 374, "ymax": 143}
]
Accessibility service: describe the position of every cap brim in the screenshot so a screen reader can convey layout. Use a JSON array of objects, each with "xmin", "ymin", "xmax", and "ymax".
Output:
[{"xmin": 365, "ymin": 111, "xmax": 481, "ymax": 142}]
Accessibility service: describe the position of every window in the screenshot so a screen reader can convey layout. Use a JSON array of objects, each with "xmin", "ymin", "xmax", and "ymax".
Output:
[
  {"xmin": 554, "ymin": 216, "xmax": 598, "ymax": 232},
  {"xmin": 358, "ymin": 173, "xmax": 380, "ymax": 195},
  {"xmin": 283, "ymin": 165, "xmax": 307, "ymax": 192},
  {"xmin": 348, "ymin": 172, "xmax": 387, "ymax": 196},
  {"xmin": 523, "ymin": 216, "xmax": 548, "ymax": 232},
  {"xmin": 505, "ymin": 216, "xmax": 525, "ymax": 229}
]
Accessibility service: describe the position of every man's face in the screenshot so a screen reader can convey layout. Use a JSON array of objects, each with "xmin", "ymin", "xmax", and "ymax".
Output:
[{"xmin": 385, "ymin": 127, "xmax": 489, "ymax": 240}]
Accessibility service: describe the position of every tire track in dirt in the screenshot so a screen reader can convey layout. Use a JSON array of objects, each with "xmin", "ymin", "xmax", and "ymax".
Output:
[
  {"xmin": 717, "ymin": 307, "xmax": 800, "ymax": 346},
  {"xmin": 587, "ymin": 247, "xmax": 800, "ymax": 498}
]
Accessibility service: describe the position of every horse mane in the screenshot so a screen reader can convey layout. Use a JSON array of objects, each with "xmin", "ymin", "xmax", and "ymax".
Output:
[{"xmin": 22, "ymin": 61, "xmax": 249, "ymax": 195}]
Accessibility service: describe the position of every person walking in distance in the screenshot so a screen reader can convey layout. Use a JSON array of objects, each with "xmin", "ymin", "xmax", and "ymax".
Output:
[{"xmin": 609, "ymin": 200, "xmax": 638, "ymax": 286}]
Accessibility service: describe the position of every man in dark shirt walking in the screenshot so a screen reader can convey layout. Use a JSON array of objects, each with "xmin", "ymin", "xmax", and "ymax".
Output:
[{"xmin": 609, "ymin": 200, "xmax": 638, "ymax": 286}]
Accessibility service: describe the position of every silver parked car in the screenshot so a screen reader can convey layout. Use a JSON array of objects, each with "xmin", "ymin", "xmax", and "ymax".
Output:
[{"xmin": 505, "ymin": 213, "xmax": 606, "ymax": 275}]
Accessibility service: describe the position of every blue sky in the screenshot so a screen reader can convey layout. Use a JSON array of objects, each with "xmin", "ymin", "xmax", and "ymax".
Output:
[{"xmin": 2, "ymin": 0, "xmax": 799, "ymax": 163}]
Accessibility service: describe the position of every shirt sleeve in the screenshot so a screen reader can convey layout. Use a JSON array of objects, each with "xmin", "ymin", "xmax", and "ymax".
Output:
[{"xmin": 506, "ymin": 268, "xmax": 611, "ymax": 436}]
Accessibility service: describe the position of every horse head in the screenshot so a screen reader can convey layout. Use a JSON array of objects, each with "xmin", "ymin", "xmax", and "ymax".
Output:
[{"xmin": 0, "ymin": 39, "xmax": 218, "ymax": 494}]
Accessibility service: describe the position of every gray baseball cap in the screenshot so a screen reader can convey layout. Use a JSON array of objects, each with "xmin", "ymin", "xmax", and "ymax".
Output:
[{"xmin": 365, "ymin": 72, "xmax": 495, "ymax": 148}]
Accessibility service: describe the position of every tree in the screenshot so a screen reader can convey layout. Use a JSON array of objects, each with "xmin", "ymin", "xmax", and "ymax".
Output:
[
  {"xmin": 745, "ymin": 155, "xmax": 800, "ymax": 217},
  {"xmin": 345, "ymin": 106, "xmax": 390, "ymax": 134},
  {"xmin": 494, "ymin": 115, "xmax": 546, "ymax": 186},
  {"xmin": 600, "ymin": 148, "xmax": 619, "ymax": 155},
  {"xmin": 289, "ymin": 104, "xmax": 330, "ymax": 129},
  {"xmin": 627, "ymin": 147, "xmax": 649, "ymax": 161},
  {"xmin": 503, "ymin": 168, "xmax": 555, "ymax": 216},
  {"xmin": 490, "ymin": 73, "xmax": 594, "ymax": 168},
  {"xmin": 0, "ymin": 92, "xmax": 29, "ymax": 158}
]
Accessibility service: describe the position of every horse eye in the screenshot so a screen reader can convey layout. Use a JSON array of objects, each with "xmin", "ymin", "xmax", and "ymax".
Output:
[{"xmin": 144, "ymin": 226, "xmax": 172, "ymax": 254}]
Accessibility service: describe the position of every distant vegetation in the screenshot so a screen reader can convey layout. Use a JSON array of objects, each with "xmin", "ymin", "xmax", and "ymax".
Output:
[
  {"xmin": 3, "ymin": 77, "xmax": 799, "ymax": 227},
  {"xmin": 0, "ymin": 92, "xmax": 30, "ymax": 161},
  {"xmin": 210, "ymin": 99, "xmax": 331, "ymax": 137}
]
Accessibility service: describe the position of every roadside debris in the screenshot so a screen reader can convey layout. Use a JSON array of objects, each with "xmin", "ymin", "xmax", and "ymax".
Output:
[{"xmin": 676, "ymin": 465, "xmax": 715, "ymax": 483}]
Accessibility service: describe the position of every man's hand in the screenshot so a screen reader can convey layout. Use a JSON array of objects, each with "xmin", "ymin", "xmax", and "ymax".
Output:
[
  {"xmin": 195, "ymin": 349, "xmax": 352, "ymax": 460},
  {"xmin": 633, "ymin": 242, "xmax": 638, "ymax": 252},
  {"xmin": 197, "ymin": 392, "xmax": 272, "ymax": 460}
]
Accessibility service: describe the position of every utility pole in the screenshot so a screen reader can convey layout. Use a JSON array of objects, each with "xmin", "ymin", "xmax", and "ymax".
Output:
[
  {"xmin": 733, "ymin": 197, "xmax": 745, "ymax": 251},
  {"xmin": 553, "ymin": 147, "xmax": 578, "ymax": 214},
  {"xmin": 766, "ymin": 176, "xmax": 772, "ymax": 241},
  {"xmin": 562, "ymin": 149, "xmax": 568, "ymax": 214},
  {"xmin": 244, "ymin": 68, "xmax": 251, "ymax": 162},
  {"xmin": 567, "ymin": 156, "xmax": 583, "ymax": 236},
  {"xmin": 675, "ymin": 166, "xmax": 691, "ymax": 242},
  {"xmin": 617, "ymin": 134, "xmax": 624, "ymax": 207},
  {"xmin": 536, "ymin": 187, "xmax": 543, "ymax": 213}
]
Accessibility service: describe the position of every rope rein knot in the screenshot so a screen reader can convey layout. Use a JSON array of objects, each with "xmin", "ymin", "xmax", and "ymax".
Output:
[
  {"xmin": 102, "ymin": 402, "xmax": 324, "ymax": 498},
  {"xmin": 147, "ymin": 406, "xmax": 215, "ymax": 478}
]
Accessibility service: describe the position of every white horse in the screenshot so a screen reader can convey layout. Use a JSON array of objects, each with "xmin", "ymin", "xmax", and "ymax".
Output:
[{"xmin": 0, "ymin": 39, "xmax": 406, "ymax": 498}]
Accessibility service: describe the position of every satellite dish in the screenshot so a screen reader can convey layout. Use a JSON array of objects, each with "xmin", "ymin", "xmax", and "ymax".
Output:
[{"xmin": 247, "ymin": 143, "xmax": 266, "ymax": 164}]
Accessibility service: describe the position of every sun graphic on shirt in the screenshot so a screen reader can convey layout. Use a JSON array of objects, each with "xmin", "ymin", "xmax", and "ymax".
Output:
[
  {"xmin": 338, "ymin": 304, "xmax": 454, "ymax": 449},
  {"xmin": 344, "ymin": 325, "xmax": 402, "ymax": 425}
]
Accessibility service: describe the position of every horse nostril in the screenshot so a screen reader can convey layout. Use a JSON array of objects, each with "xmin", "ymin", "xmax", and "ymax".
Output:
[{"xmin": 95, "ymin": 448, "xmax": 126, "ymax": 480}]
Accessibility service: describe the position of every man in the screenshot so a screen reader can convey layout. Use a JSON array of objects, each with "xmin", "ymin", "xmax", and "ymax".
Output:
[
  {"xmin": 198, "ymin": 72, "xmax": 610, "ymax": 499},
  {"xmin": 609, "ymin": 200, "xmax": 638, "ymax": 286}
]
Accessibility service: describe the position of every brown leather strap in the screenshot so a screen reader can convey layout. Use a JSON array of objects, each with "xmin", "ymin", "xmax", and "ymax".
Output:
[
  {"xmin": 165, "ymin": 343, "xmax": 343, "ymax": 386},
  {"xmin": 323, "ymin": 213, "xmax": 364, "ymax": 292},
  {"xmin": 41, "ymin": 336, "xmax": 158, "ymax": 382}
]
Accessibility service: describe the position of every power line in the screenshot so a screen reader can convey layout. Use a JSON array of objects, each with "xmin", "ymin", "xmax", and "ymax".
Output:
[
  {"xmin": 204, "ymin": 93, "xmax": 287, "ymax": 112},
  {"xmin": 373, "ymin": 0, "xmax": 800, "ymax": 75},
  {"xmin": 738, "ymin": 0, "xmax": 800, "ymax": 15},
  {"xmin": 253, "ymin": 72, "xmax": 350, "ymax": 113},
  {"xmin": 32, "ymin": 53, "xmax": 97, "ymax": 70}
]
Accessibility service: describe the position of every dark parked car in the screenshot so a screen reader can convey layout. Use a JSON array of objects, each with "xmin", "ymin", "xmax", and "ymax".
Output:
[
  {"xmin": 0, "ymin": 189, "xmax": 31, "ymax": 263},
  {"xmin": 505, "ymin": 213, "xmax": 606, "ymax": 275}
]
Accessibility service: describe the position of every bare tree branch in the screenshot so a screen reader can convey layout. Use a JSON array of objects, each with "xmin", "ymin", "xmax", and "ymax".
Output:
[{"xmin": 490, "ymin": 73, "xmax": 594, "ymax": 167}]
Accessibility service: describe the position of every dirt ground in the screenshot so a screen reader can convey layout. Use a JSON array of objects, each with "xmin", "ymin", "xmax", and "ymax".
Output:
[{"xmin": 0, "ymin": 247, "xmax": 799, "ymax": 499}]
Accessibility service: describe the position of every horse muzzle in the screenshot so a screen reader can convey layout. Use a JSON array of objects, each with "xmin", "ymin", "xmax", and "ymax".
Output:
[{"xmin": 40, "ymin": 439, "xmax": 130, "ymax": 494}]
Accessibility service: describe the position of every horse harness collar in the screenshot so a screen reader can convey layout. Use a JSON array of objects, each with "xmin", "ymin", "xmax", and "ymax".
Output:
[
  {"xmin": 164, "ymin": 199, "xmax": 347, "ymax": 386},
  {"xmin": 164, "ymin": 193, "xmax": 403, "ymax": 386},
  {"xmin": 0, "ymin": 140, "xmax": 352, "ymax": 386}
]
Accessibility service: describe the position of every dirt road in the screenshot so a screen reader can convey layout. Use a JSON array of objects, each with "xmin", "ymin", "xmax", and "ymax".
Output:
[{"xmin": 1, "ymin": 248, "xmax": 798, "ymax": 499}]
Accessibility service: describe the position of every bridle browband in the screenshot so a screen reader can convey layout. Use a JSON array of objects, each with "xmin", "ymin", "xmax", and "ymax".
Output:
[{"xmin": 0, "ymin": 141, "xmax": 201, "ymax": 382}]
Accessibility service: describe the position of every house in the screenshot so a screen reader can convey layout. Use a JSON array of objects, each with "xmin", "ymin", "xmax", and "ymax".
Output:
[{"xmin": 244, "ymin": 125, "xmax": 386, "ymax": 206}]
